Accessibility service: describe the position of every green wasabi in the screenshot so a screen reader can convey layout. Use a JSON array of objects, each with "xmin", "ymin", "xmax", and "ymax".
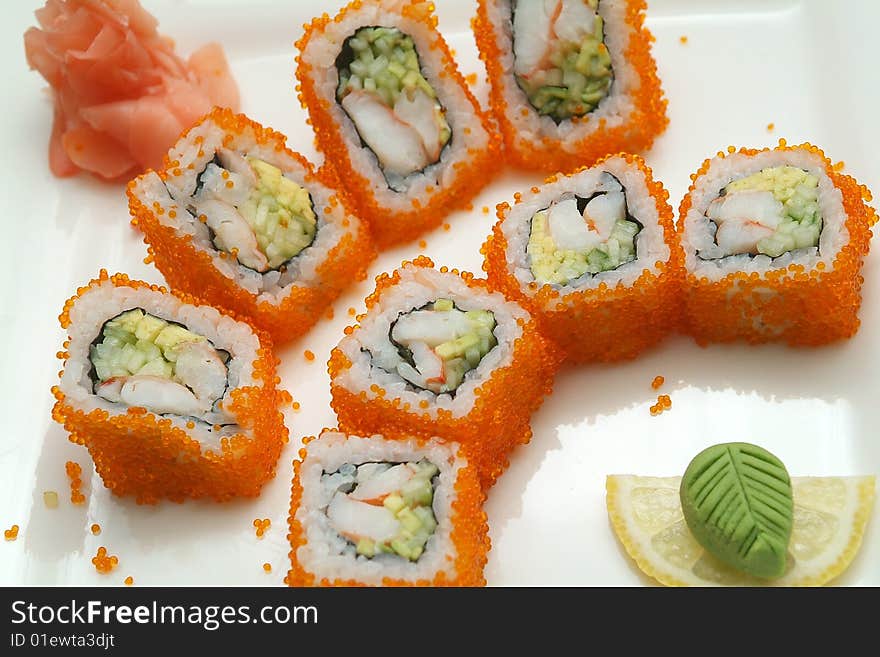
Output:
[{"xmin": 680, "ymin": 442, "xmax": 794, "ymax": 580}]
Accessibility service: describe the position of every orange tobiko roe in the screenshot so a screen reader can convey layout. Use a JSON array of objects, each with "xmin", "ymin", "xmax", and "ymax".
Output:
[
  {"xmin": 679, "ymin": 141, "xmax": 877, "ymax": 346},
  {"xmin": 482, "ymin": 154, "xmax": 684, "ymax": 364},
  {"xmin": 285, "ymin": 433, "xmax": 490, "ymax": 587},
  {"xmin": 328, "ymin": 257, "xmax": 559, "ymax": 488},
  {"xmin": 65, "ymin": 460, "xmax": 87, "ymax": 504},
  {"xmin": 91, "ymin": 546, "xmax": 118, "ymax": 574},
  {"xmin": 473, "ymin": 0, "xmax": 667, "ymax": 174},
  {"xmin": 127, "ymin": 108, "xmax": 375, "ymax": 345},
  {"xmin": 51, "ymin": 271, "xmax": 288, "ymax": 504},
  {"xmin": 295, "ymin": 1, "xmax": 501, "ymax": 249}
]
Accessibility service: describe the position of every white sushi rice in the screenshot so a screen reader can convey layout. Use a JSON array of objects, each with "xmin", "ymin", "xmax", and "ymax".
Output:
[
  {"xmin": 334, "ymin": 263, "xmax": 529, "ymax": 418},
  {"xmin": 129, "ymin": 115, "xmax": 368, "ymax": 303},
  {"xmin": 682, "ymin": 148, "xmax": 848, "ymax": 282},
  {"xmin": 502, "ymin": 155, "xmax": 669, "ymax": 304},
  {"xmin": 295, "ymin": 431, "xmax": 465, "ymax": 585},
  {"xmin": 482, "ymin": 0, "xmax": 641, "ymax": 155},
  {"xmin": 298, "ymin": 0, "xmax": 493, "ymax": 205},
  {"xmin": 59, "ymin": 278, "xmax": 263, "ymax": 452}
]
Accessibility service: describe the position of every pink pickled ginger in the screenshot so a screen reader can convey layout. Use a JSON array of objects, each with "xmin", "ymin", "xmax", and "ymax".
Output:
[{"xmin": 24, "ymin": 0, "xmax": 240, "ymax": 181}]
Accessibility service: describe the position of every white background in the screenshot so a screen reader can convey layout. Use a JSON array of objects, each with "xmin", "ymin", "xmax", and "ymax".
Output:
[{"xmin": 1, "ymin": 0, "xmax": 877, "ymax": 585}]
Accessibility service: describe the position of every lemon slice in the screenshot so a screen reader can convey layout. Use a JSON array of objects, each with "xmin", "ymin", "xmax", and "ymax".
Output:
[{"xmin": 607, "ymin": 475, "xmax": 875, "ymax": 586}]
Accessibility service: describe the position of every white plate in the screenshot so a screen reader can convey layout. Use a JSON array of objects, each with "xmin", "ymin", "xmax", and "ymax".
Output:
[{"xmin": 1, "ymin": 0, "xmax": 878, "ymax": 586}]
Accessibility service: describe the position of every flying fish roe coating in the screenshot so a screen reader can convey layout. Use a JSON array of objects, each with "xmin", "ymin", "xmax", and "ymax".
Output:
[
  {"xmin": 51, "ymin": 272, "xmax": 288, "ymax": 504},
  {"xmin": 473, "ymin": 0, "xmax": 667, "ymax": 174},
  {"xmin": 128, "ymin": 108, "xmax": 375, "ymax": 344},
  {"xmin": 679, "ymin": 141, "xmax": 877, "ymax": 346},
  {"xmin": 482, "ymin": 154, "xmax": 683, "ymax": 363},
  {"xmin": 285, "ymin": 431, "xmax": 490, "ymax": 587},
  {"xmin": 328, "ymin": 257, "xmax": 558, "ymax": 487},
  {"xmin": 296, "ymin": 0, "xmax": 501, "ymax": 249}
]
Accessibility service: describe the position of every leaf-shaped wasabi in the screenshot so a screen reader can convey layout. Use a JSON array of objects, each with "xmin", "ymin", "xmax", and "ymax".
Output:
[{"xmin": 679, "ymin": 442, "xmax": 793, "ymax": 579}]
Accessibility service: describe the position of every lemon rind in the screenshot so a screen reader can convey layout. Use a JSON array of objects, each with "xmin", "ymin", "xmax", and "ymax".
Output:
[
  {"xmin": 790, "ymin": 476, "xmax": 874, "ymax": 587},
  {"xmin": 606, "ymin": 476, "xmax": 690, "ymax": 587}
]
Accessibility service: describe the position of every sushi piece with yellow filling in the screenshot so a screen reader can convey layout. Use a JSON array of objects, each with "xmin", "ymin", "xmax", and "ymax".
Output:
[
  {"xmin": 679, "ymin": 141, "xmax": 877, "ymax": 345},
  {"xmin": 286, "ymin": 430, "xmax": 489, "ymax": 586},
  {"xmin": 474, "ymin": 0, "xmax": 667, "ymax": 173},
  {"xmin": 128, "ymin": 108, "xmax": 374, "ymax": 344},
  {"xmin": 296, "ymin": 0, "xmax": 500, "ymax": 248},
  {"xmin": 51, "ymin": 271, "xmax": 288, "ymax": 504},
  {"xmin": 482, "ymin": 153, "xmax": 683, "ymax": 363},
  {"xmin": 329, "ymin": 257, "xmax": 558, "ymax": 488}
]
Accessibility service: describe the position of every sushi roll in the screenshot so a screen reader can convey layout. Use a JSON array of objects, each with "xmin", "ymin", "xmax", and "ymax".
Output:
[
  {"xmin": 128, "ymin": 108, "xmax": 374, "ymax": 344},
  {"xmin": 51, "ymin": 271, "xmax": 288, "ymax": 504},
  {"xmin": 286, "ymin": 430, "xmax": 489, "ymax": 586},
  {"xmin": 482, "ymin": 154, "xmax": 682, "ymax": 363},
  {"xmin": 679, "ymin": 141, "xmax": 877, "ymax": 345},
  {"xmin": 296, "ymin": 0, "xmax": 500, "ymax": 248},
  {"xmin": 329, "ymin": 257, "xmax": 558, "ymax": 488},
  {"xmin": 474, "ymin": 0, "xmax": 667, "ymax": 173}
]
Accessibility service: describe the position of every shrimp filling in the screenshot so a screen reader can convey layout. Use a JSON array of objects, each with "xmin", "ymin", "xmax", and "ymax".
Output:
[
  {"xmin": 190, "ymin": 152, "xmax": 317, "ymax": 273},
  {"xmin": 512, "ymin": 0, "xmax": 613, "ymax": 122},
  {"xmin": 528, "ymin": 174, "xmax": 641, "ymax": 284},
  {"xmin": 336, "ymin": 26, "xmax": 452, "ymax": 185},
  {"xmin": 322, "ymin": 460, "xmax": 439, "ymax": 561},
  {"xmin": 89, "ymin": 309, "xmax": 231, "ymax": 424},
  {"xmin": 703, "ymin": 166, "xmax": 822, "ymax": 259},
  {"xmin": 381, "ymin": 299, "xmax": 498, "ymax": 395}
]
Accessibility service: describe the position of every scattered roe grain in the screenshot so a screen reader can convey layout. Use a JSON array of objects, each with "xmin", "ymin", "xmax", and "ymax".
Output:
[
  {"xmin": 92, "ymin": 547, "xmax": 118, "ymax": 574},
  {"xmin": 254, "ymin": 518, "xmax": 271, "ymax": 537},
  {"xmin": 65, "ymin": 461, "xmax": 86, "ymax": 505},
  {"xmin": 650, "ymin": 394, "xmax": 672, "ymax": 416}
]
